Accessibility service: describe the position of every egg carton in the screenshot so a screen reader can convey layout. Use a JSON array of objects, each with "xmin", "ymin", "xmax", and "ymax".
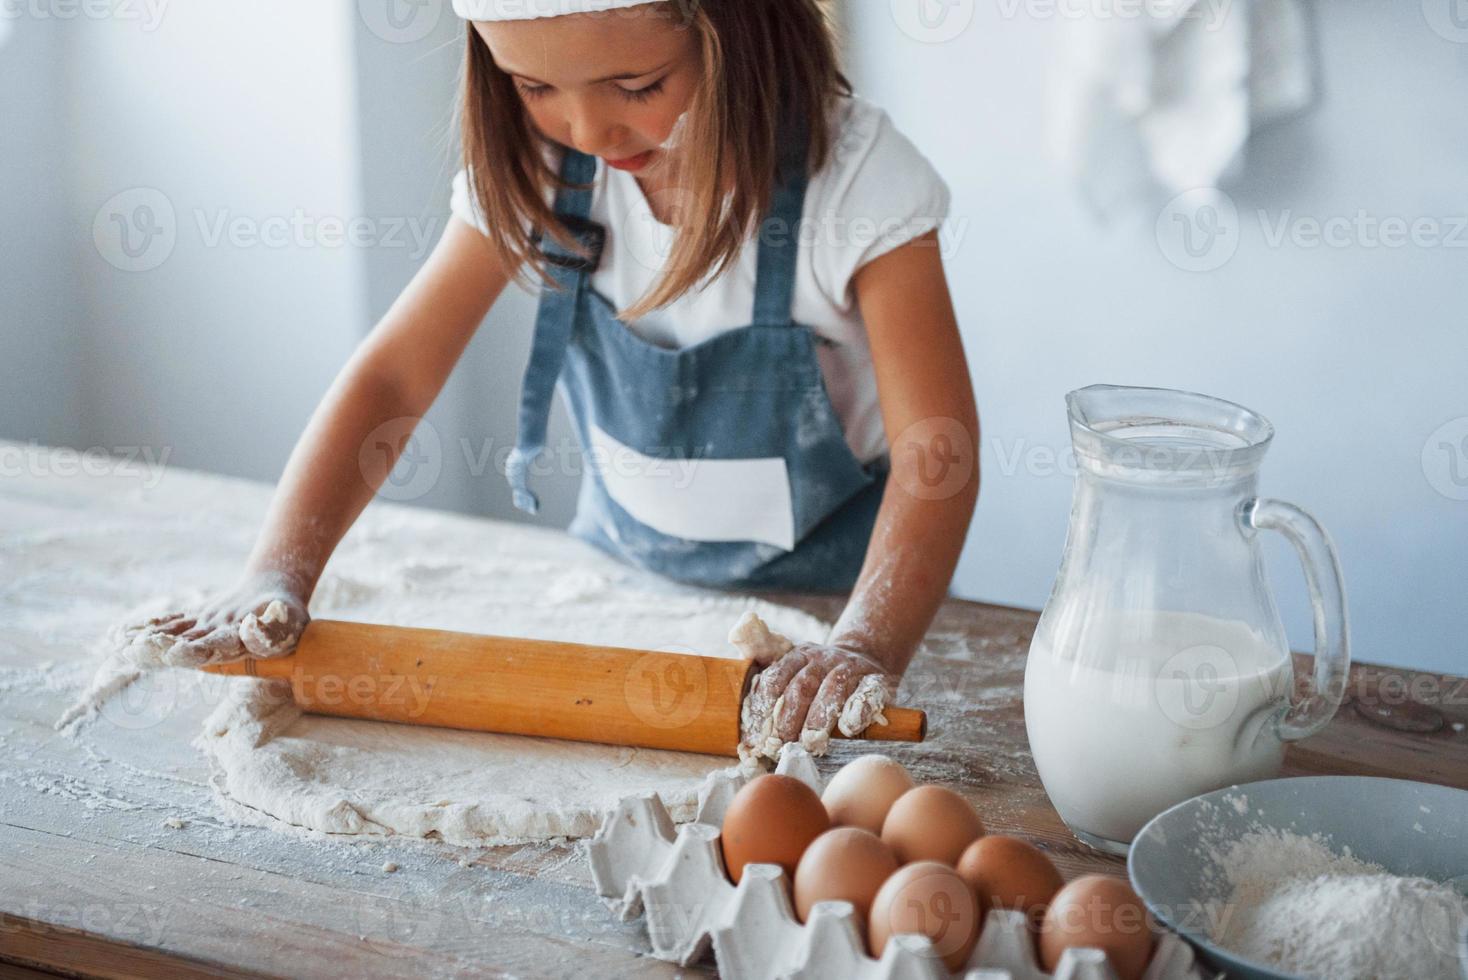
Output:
[{"xmin": 587, "ymin": 745, "xmax": 1217, "ymax": 980}]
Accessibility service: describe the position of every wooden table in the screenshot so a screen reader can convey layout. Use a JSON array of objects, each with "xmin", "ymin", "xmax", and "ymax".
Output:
[{"xmin": 3, "ymin": 448, "xmax": 1466, "ymax": 978}]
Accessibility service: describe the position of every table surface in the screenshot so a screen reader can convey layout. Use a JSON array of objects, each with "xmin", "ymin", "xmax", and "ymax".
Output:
[{"xmin": 3, "ymin": 443, "xmax": 1466, "ymax": 979}]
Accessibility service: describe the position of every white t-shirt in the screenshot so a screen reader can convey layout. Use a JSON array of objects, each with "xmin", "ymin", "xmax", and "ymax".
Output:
[{"xmin": 450, "ymin": 94, "xmax": 950, "ymax": 464}]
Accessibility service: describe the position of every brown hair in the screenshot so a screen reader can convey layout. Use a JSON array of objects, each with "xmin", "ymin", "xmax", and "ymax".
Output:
[{"xmin": 459, "ymin": 0, "xmax": 850, "ymax": 321}]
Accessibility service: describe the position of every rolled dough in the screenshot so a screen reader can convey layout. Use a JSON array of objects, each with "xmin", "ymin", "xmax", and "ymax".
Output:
[{"xmin": 69, "ymin": 516, "xmax": 829, "ymax": 845}]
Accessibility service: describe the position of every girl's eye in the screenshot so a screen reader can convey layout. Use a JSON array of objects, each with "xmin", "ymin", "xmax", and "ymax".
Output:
[
  {"xmin": 516, "ymin": 81, "xmax": 552, "ymax": 100},
  {"xmin": 618, "ymin": 78, "xmax": 666, "ymax": 104}
]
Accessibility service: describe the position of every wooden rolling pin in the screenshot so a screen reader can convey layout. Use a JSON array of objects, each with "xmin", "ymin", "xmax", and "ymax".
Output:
[{"xmin": 202, "ymin": 619, "xmax": 926, "ymax": 757}]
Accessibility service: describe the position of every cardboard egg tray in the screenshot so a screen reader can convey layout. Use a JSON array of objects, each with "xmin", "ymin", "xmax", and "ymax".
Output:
[{"xmin": 587, "ymin": 744, "xmax": 1217, "ymax": 980}]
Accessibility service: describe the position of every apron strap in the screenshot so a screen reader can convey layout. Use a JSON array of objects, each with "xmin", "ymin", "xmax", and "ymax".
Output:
[
  {"xmin": 507, "ymin": 148, "xmax": 604, "ymax": 514},
  {"xmin": 751, "ymin": 119, "xmax": 812, "ymax": 328},
  {"xmin": 509, "ymin": 121, "xmax": 811, "ymax": 512}
]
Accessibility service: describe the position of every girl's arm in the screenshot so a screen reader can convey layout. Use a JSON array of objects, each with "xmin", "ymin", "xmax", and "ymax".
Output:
[
  {"xmin": 746, "ymin": 230, "xmax": 980, "ymax": 745},
  {"xmin": 128, "ymin": 217, "xmax": 514, "ymax": 666}
]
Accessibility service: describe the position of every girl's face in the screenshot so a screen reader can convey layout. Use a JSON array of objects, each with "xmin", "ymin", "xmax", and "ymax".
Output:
[{"xmin": 475, "ymin": 9, "xmax": 699, "ymax": 176}]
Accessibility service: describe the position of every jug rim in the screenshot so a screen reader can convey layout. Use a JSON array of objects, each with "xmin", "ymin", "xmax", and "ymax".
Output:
[{"xmin": 1066, "ymin": 384, "xmax": 1275, "ymax": 478}]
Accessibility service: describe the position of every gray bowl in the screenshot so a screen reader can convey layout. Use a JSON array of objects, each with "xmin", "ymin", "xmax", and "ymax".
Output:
[{"xmin": 1127, "ymin": 776, "xmax": 1468, "ymax": 980}]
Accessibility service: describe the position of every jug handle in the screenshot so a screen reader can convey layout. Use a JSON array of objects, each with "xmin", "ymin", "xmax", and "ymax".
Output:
[{"xmin": 1240, "ymin": 498, "xmax": 1351, "ymax": 742}]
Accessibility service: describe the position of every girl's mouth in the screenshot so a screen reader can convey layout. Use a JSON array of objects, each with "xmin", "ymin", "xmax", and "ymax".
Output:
[{"xmin": 605, "ymin": 150, "xmax": 655, "ymax": 172}]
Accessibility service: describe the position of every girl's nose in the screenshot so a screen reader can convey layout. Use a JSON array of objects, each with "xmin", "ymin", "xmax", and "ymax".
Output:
[{"xmin": 567, "ymin": 99, "xmax": 627, "ymax": 158}]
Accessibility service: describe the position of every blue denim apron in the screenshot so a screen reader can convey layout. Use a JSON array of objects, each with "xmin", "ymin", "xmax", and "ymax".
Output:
[{"xmin": 506, "ymin": 134, "xmax": 889, "ymax": 592}]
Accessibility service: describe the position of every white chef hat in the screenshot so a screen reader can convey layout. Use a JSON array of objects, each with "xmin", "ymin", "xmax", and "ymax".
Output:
[{"xmin": 452, "ymin": 0, "xmax": 667, "ymax": 20}]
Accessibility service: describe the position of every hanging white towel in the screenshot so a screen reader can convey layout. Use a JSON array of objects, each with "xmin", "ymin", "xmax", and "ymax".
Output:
[{"xmin": 1052, "ymin": 0, "xmax": 1315, "ymax": 219}]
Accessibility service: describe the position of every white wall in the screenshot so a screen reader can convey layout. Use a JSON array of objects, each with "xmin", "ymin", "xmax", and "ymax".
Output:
[
  {"xmin": 0, "ymin": 16, "xmax": 84, "ymax": 447},
  {"xmin": 1, "ymin": 3, "xmax": 574, "ymax": 523},
  {"xmin": 846, "ymin": 1, "xmax": 1468, "ymax": 674},
  {"xmin": 64, "ymin": 2, "xmax": 369, "ymax": 482}
]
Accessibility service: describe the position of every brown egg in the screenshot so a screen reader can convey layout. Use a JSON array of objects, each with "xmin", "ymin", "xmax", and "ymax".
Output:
[
  {"xmin": 720, "ymin": 774, "xmax": 830, "ymax": 884},
  {"xmin": 792, "ymin": 827, "xmax": 900, "ymax": 925},
  {"xmin": 1039, "ymin": 875, "xmax": 1155, "ymax": 980},
  {"xmin": 867, "ymin": 860, "xmax": 982, "ymax": 971},
  {"xmin": 880, "ymin": 785, "xmax": 986, "ymax": 865},
  {"xmin": 821, "ymin": 755, "xmax": 915, "ymax": 834},
  {"xmin": 956, "ymin": 835, "xmax": 1064, "ymax": 930}
]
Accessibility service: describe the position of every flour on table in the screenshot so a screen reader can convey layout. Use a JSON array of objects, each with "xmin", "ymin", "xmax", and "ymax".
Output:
[{"xmin": 60, "ymin": 523, "xmax": 831, "ymax": 845}]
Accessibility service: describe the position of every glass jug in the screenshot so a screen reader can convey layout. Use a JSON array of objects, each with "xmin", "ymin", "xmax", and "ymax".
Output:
[{"xmin": 1024, "ymin": 385, "xmax": 1349, "ymax": 855}]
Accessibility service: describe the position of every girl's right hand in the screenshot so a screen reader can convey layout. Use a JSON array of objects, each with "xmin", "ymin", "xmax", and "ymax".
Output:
[{"xmin": 116, "ymin": 571, "xmax": 311, "ymax": 669}]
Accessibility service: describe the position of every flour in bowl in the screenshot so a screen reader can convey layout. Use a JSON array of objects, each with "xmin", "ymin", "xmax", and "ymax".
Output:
[{"xmin": 1209, "ymin": 828, "xmax": 1468, "ymax": 979}]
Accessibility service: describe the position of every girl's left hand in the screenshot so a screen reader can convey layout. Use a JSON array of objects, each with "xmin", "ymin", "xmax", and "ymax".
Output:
[{"xmin": 743, "ymin": 642, "xmax": 897, "ymax": 751}]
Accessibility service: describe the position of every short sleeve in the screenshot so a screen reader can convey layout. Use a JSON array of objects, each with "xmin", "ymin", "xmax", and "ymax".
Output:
[
  {"xmin": 806, "ymin": 98, "xmax": 952, "ymax": 308},
  {"xmin": 450, "ymin": 145, "xmax": 562, "ymax": 239},
  {"xmin": 450, "ymin": 168, "xmax": 490, "ymax": 237}
]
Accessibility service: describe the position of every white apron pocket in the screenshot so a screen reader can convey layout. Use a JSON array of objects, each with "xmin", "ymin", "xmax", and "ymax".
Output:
[{"xmin": 587, "ymin": 422, "xmax": 795, "ymax": 551}]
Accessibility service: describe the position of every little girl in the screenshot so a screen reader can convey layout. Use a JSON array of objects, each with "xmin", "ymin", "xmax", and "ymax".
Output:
[{"xmin": 128, "ymin": 0, "xmax": 978, "ymax": 749}]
